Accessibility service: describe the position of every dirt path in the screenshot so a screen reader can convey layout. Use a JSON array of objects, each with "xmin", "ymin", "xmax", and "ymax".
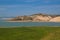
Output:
[
  {"xmin": 40, "ymin": 30, "xmax": 60, "ymax": 40},
  {"xmin": 40, "ymin": 33, "xmax": 54, "ymax": 40}
]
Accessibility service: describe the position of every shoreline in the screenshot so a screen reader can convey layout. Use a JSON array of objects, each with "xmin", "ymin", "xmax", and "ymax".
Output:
[{"xmin": 5, "ymin": 20, "xmax": 60, "ymax": 22}]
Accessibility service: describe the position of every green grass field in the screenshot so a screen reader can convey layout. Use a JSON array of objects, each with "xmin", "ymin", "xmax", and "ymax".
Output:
[{"xmin": 0, "ymin": 27, "xmax": 60, "ymax": 40}]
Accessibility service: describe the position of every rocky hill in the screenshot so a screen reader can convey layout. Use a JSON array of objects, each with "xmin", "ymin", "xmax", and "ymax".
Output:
[
  {"xmin": 6, "ymin": 13, "xmax": 60, "ymax": 22},
  {"xmin": 50, "ymin": 16, "xmax": 60, "ymax": 22}
]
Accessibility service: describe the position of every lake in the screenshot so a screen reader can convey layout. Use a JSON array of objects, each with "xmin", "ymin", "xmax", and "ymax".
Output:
[{"xmin": 0, "ymin": 20, "xmax": 60, "ymax": 27}]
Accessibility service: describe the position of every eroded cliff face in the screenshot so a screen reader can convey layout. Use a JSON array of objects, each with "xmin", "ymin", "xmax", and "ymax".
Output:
[
  {"xmin": 6, "ymin": 13, "xmax": 60, "ymax": 22},
  {"xmin": 49, "ymin": 16, "xmax": 60, "ymax": 22},
  {"xmin": 32, "ymin": 16, "xmax": 52, "ymax": 21}
]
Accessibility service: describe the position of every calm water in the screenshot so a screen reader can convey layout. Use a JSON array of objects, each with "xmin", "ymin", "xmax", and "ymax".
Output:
[{"xmin": 0, "ymin": 20, "xmax": 60, "ymax": 27}]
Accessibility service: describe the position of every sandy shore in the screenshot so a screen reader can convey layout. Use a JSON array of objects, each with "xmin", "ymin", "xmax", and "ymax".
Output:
[
  {"xmin": 5, "ymin": 20, "xmax": 60, "ymax": 22},
  {"xmin": 6, "ymin": 21, "xmax": 31, "ymax": 22},
  {"xmin": 5, "ymin": 20, "xmax": 47, "ymax": 22}
]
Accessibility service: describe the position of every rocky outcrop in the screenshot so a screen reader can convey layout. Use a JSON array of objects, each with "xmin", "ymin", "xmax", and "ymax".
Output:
[
  {"xmin": 15, "ymin": 16, "xmax": 33, "ymax": 21},
  {"xmin": 49, "ymin": 16, "xmax": 60, "ymax": 22},
  {"xmin": 6, "ymin": 13, "xmax": 60, "ymax": 22},
  {"xmin": 33, "ymin": 16, "xmax": 52, "ymax": 21}
]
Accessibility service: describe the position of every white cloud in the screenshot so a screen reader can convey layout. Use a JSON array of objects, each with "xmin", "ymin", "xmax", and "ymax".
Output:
[
  {"xmin": 22, "ymin": 0, "xmax": 39, "ymax": 2},
  {"xmin": 0, "ymin": 8, "xmax": 7, "ymax": 11},
  {"xmin": 0, "ymin": 4, "xmax": 33, "ymax": 8},
  {"xmin": 43, "ymin": 0, "xmax": 51, "ymax": 3},
  {"xmin": 0, "ymin": 0, "xmax": 39, "ymax": 2},
  {"xmin": 0, "ymin": 4, "xmax": 60, "ymax": 12},
  {"xmin": 36, "ymin": 5, "xmax": 60, "ymax": 8},
  {"xmin": 0, "ymin": 4, "xmax": 60, "ymax": 8},
  {"xmin": 0, "ymin": 0, "xmax": 60, "ymax": 2}
]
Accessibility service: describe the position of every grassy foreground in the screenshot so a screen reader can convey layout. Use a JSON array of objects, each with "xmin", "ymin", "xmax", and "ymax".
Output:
[{"xmin": 0, "ymin": 27, "xmax": 60, "ymax": 40}]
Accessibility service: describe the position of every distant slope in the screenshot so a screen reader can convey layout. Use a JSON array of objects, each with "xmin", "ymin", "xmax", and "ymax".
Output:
[
  {"xmin": 5, "ymin": 13, "xmax": 60, "ymax": 22},
  {"xmin": 50, "ymin": 16, "xmax": 60, "ymax": 22}
]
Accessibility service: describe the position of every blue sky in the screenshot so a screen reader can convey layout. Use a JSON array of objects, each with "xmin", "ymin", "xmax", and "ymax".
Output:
[{"xmin": 0, "ymin": 0, "xmax": 60, "ymax": 17}]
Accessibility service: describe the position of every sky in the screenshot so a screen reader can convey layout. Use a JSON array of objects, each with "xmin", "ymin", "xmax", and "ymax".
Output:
[{"xmin": 0, "ymin": 0, "xmax": 60, "ymax": 17}]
